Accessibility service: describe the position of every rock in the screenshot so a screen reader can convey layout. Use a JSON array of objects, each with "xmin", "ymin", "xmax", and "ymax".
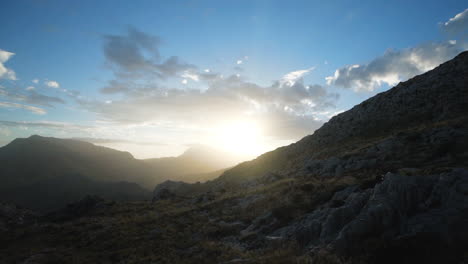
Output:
[{"xmin": 271, "ymin": 168, "xmax": 468, "ymax": 261}]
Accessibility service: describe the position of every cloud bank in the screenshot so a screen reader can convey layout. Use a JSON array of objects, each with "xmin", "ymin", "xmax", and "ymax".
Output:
[
  {"xmin": 80, "ymin": 28, "xmax": 339, "ymax": 141},
  {"xmin": 325, "ymin": 41, "xmax": 465, "ymax": 92}
]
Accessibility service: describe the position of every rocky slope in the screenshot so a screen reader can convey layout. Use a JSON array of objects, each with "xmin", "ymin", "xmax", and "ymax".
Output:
[{"xmin": 0, "ymin": 51, "xmax": 467, "ymax": 263}]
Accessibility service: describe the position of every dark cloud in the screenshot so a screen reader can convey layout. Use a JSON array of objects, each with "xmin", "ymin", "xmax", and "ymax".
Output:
[
  {"xmin": 0, "ymin": 86, "xmax": 65, "ymax": 107},
  {"xmin": 103, "ymin": 27, "xmax": 195, "ymax": 80},
  {"xmin": 103, "ymin": 26, "xmax": 161, "ymax": 72}
]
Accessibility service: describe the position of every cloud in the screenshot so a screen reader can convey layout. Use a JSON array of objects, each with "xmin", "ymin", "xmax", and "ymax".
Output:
[
  {"xmin": 326, "ymin": 41, "xmax": 466, "ymax": 91},
  {"xmin": 326, "ymin": 9, "xmax": 468, "ymax": 92},
  {"xmin": 25, "ymin": 90, "xmax": 65, "ymax": 106},
  {"xmin": 81, "ymin": 71, "xmax": 338, "ymax": 140},
  {"xmin": 103, "ymin": 27, "xmax": 161, "ymax": 72},
  {"xmin": 32, "ymin": 79, "xmax": 39, "ymax": 84},
  {"xmin": 100, "ymin": 80, "xmax": 131, "ymax": 94},
  {"xmin": 0, "ymin": 86, "xmax": 64, "ymax": 107},
  {"xmin": 0, "ymin": 102, "xmax": 46, "ymax": 115},
  {"xmin": 181, "ymin": 70, "xmax": 199, "ymax": 81},
  {"xmin": 103, "ymin": 27, "xmax": 195, "ymax": 79},
  {"xmin": 280, "ymin": 67, "xmax": 315, "ymax": 87},
  {"xmin": 82, "ymin": 27, "xmax": 340, "ymax": 141},
  {"xmin": 0, "ymin": 120, "xmax": 90, "ymax": 129},
  {"xmin": 0, "ymin": 49, "xmax": 17, "ymax": 80},
  {"xmin": 441, "ymin": 8, "xmax": 468, "ymax": 36},
  {"xmin": 45, "ymin": 80, "xmax": 60, "ymax": 88}
]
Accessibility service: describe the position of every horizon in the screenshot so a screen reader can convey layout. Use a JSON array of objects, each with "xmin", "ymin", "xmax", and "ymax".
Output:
[{"xmin": 0, "ymin": 1, "xmax": 467, "ymax": 159}]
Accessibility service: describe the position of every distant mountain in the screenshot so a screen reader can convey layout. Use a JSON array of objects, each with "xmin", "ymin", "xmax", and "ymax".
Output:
[
  {"xmin": 0, "ymin": 135, "xmax": 158, "ymax": 188},
  {"xmin": 143, "ymin": 145, "xmax": 241, "ymax": 183},
  {"xmin": 0, "ymin": 136, "xmax": 156, "ymax": 211},
  {"xmin": 0, "ymin": 136, "xmax": 240, "ymax": 211}
]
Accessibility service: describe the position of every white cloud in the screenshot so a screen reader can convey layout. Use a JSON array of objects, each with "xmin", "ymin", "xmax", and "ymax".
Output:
[
  {"xmin": 0, "ymin": 49, "xmax": 17, "ymax": 80},
  {"xmin": 0, "ymin": 101, "xmax": 46, "ymax": 115},
  {"xmin": 442, "ymin": 8, "xmax": 468, "ymax": 35},
  {"xmin": 79, "ymin": 72, "xmax": 339, "ymax": 141},
  {"xmin": 32, "ymin": 79, "xmax": 39, "ymax": 84},
  {"xmin": 280, "ymin": 67, "xmax": 315, "ymax": 87},
  {"xmin": 236, "ymin": 60, "xmax": 243, "ymax": 65},
  {"xmin": 181, "ymin": 71, "xmax": 199, "ymax": 81},
  {"xmin": 45, "ymin": 80, "xmax": 60, "ymax": 88},
  {"xmin": 326, "ymin": 41, "xmax": 466, "ymax": 92},
  {"xmin": 26, "ymin": 86, "xmax": 35, "ymax": 91}
]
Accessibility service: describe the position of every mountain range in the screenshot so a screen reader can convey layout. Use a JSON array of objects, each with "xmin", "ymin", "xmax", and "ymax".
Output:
[{"xmin": 0, "ymin": 136, "xmax": 239, "ymax": 211}]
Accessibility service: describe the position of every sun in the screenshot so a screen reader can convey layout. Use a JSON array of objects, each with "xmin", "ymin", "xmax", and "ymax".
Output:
[{"xmin": 214, "ymin": 120, "xmax": 266, "ymax": 158}]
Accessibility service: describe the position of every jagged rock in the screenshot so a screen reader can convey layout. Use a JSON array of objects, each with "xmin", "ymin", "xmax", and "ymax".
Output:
[{"xmin": 271, "ymin": 168, "xmax": 468, "ymax": 262}]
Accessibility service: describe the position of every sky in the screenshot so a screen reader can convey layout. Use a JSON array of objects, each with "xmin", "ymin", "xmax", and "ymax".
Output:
[{"xmin": 0, "ymin": 0, "xmax": 467, "ymax": 159}]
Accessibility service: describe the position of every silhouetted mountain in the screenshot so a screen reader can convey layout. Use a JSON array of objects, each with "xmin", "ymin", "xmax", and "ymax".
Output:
[
  {"xmin": 0, "ymin": 135, "xmax": 158, "ymax": 188},
  {"xmin": 0, "ymin": 136, "xmax": 239, "ymax": 211},
  {"xmin": 144, "ymin": 145, "xmax": 241, "ymax": 183}
]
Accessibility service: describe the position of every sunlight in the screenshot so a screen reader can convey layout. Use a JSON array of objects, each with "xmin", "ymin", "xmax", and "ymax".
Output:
[{"xmin": 214, "ymin": 120, "xmax": 265, "ymax": 158}]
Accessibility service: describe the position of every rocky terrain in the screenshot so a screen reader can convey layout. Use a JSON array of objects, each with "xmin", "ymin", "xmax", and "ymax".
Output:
[{"xmin": 0, "ymin": 51, "xmax": 467, "ymax": 263}]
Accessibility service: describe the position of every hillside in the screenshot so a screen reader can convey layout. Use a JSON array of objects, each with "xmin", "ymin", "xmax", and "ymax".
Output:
[{"xmin": 0, "ymin": 51, "xmax": 467, "ymax": 263}]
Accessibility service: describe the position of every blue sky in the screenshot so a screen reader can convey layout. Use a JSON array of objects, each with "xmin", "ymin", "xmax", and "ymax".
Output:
[{"xmin": 0, "ymin": 0, "xmax": 467, "ymax": 158}]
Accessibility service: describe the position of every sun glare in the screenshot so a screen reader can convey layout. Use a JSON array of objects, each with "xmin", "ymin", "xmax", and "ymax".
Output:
[{"xmin": 214, "ymin": 121, "xmax": 266, "ymax": 158}]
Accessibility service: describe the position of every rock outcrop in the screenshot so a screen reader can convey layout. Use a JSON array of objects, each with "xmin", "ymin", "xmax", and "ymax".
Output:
[{"xmin": 270, "ymin": 168, "xmax": 468, "ymax": 262}]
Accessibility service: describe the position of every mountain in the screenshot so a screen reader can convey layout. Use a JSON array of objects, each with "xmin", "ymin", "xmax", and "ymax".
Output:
[
  {"xmin": 0, "ymin": 136, "xmax": 239, "ymax": 211},
  {"xmin": 0, "ymin": 135, "xmax": 158, "ymax": 188},
  {"xmin": 0, "ymin": 136, "xmax": 156, "ymax": 211},
  {"xmin": 1, "ymin": 52, "xmax": 467, "ymax": 263},
  {"xmin": 144, "ymin": 145, "xmax": 240, "ymax": 183}
]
